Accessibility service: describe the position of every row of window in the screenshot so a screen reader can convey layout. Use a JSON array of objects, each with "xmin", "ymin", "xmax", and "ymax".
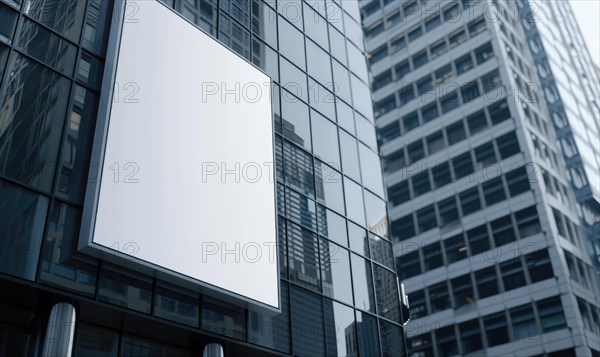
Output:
[
  {"xmin": 406, "ymin": 249, "xmax": 553, "ymax": 318},
  {"xmin": 542, "ymin": 169, "xmax": 572, "ymax": 207},
  {"xmin": 564, "ymin": 251, "xmax": 600, "ymax": 294},
  {"xmin": 368, "ymin": 11, "xmax": 486, "ymax": 69},
  {"xmin": 387, "ymin": 131, "xmax": 520, "ymax": 205},
  {"xmin": 531, "ymin": 131, "xmax": 563, "ymax": 174},
  {"xmin": 391, "ymin": 168, "xmax": 537, "ymax": 242},
  {"xmin": 374, "ymin": 66, "xmax": 502, "ymax": 121},
  {"xmin": 408, "ymin": 296, "xmax": 568, "ymax": 356},
  {"xmin": 373, "ymin": 38, "xmax": 494, "ymax": 97},
  {"xmin": 552, "ymin": 207, "xmax": 585, "ymax": 248},
  {"xmin": 577, "ymin": 297, "xmax": 600, "ymax": 336},
  {"xmin": 396, "ymin": 204, "xmax": 543, "ymax": 280}
]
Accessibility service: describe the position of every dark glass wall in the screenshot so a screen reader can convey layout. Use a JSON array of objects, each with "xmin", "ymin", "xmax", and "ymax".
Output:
[{"xmin": 0, "ymin": 0, "xmax": 404, "ymax": 355}]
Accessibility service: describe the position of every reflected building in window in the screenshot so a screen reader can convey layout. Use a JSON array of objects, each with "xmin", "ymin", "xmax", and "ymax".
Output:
[{"xmin": 361, "ymin": 0, "xmax": 600, "ymax": 356}]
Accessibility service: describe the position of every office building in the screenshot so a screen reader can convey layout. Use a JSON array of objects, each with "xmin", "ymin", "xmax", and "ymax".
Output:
[
  {"xmin": 0, "ymin": 0, "xmax": 407, "ymax": 355},
  {"xmin": 360, "ymin": 0, "xmax": 600, "ymax": 355}
]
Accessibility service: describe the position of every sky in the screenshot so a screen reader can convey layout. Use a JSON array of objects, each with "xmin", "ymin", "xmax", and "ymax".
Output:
[{"xmin": 569, "ymin": 0, "xmax": 600, "ymax": 67}]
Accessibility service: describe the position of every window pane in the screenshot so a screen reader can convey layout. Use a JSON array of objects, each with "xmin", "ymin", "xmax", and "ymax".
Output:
[
  {"xmin": 74, "ymin": 323, "xmax": 119, "ymax": 357},
  {"xmin": 380, "ymin": 319, "xmax": 404, "ymax": 357},
  {"xmin": 429, "ymin": 282, "xmax": 451, "ymax": 313},
  {"xmin": 339, "ymin": 130, "xmax": 361, "ymax": 181},
  {"xmin": 154, "ymin": 283, "xmax": 199, "ymax": 327},
  {"xmin": 359, "ymin": 144, "xmax": 385, "ymax": 197},
  {"xmin": 364, "ymin": 191, "xmax": 389, "ymax": 238},
  {"xmin": 356, "ymin": 312, "xmax": 380, "ymax": 357},
  {"xmin": 344, "ymin": 177, "xmax": 366, "ymax": 226},
  {"xmin": 0, "ymin": 180, "xmax": 49, "ymax": 280},
  {"xmin": 482, "ymin": 177, "xmax": 506, "ymax": 206},
  {"xmin": 348, "ymin": 221, "xmax": 369, "ymax": 257},
  {"xmin": 476, "ymin": 266, "xmax": 499, "ymax": 298},
  {"xmin": 98, "ymin": 266, "xmax": 152, "ymax": 314},
  {"xmin": 249, "ymin": 282, "xmax": 290, "ymax": 353},
  {"xmin": 484, "ymin": 312, "xmax": 509, "ymax": 347},
  {"xmin": 351, "ymin": 254, "xmax": 376, "ymax": 312},
  {"xmin": 291, "ymin": 286, "xmax": 325, "ymax": 355},
  {"xmin": 278, "ymin": 17, "xmax": 305, "ymax": 68},
  {"xmin": 460, "ymin": 187, "xmax": 481, "ymax": 215},
  {"xmin": 0, "ymin": 2, "xmax": 18, "ymax": 42},
  {"xmin": 444, "ymin": 234, "xmax": 467, "ymax": 263},
  {"xmin": 82, "ymin": 0, "xmax": 115, "ymax": 55},
  {"xmin": 315, "ymin": 161, "xmax": 345, "ymax": 214},
  {"xmin": 324, "ymin": 300, "xmax": 356, "ymax": 357},
  {"xmin": 391, "ymin": 215, "xmax": 415, "ymax": 242},
  {"xmin": 423, "ymin": 242, "xmax": 444, "ymax": 271},
  {"xmin": 288, "ymin": 222, "xmax": 321, "ymax": 291},
  {"xmin": 417, "ymin": 205, "xmax": 437, "ymax": 233},
  {"xmin": 320, "ymin": 240, "xmax": 353, "ymax": 305},
  {"xmin": 317, "ymin": 205, "xmax": 348, "ymax": 247},
  {"xmin": 0, "ymin": 54, "xmax": 71, "ymax": 192},
  {"xmin": 446, "ymin": 121, "xmax": 466, "ymax": 145},
  {"xmin": 24, "ymin": 0, "xmax": 86, "ymax": 42},
  {"xmin": 500, "ymin": 259, "xmax": 526, "ymax": 291}
]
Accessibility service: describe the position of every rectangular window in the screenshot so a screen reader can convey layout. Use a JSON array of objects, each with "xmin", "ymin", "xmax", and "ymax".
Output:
[
  {"xmin": 483, "ymin": 177, "xmax": 506, "ymax": 206},
  {"xmin": 460, "ymin": 187, "xmax": 481, "ymax": 215},
  {"xmin": 515, "ymin": 206, "xmax": 541, "ymax": 238},
  {"xmin": 426, "ymin": 131, "xmax": 445, "ymax": 155},
  {"xmin": 395, "ymin": 60, "xmax": 411, "ymax": 79},
  {"xmin": 488, "ymin": 99, "xmax": 511, "ymax": 124},
  {"xmin": 403, "ymin": 1, "xmax": 419, "ymax": 16},
  {"xmin": 378, "ymin": 121, "xmax": 400, "ymax": 144},
  {"xmin": 482, "ymin": 70, "xmax": 502, "ymax": 93},
  {"xmin": 461, "ymin": 82, "xmax": 481, "ymax": 103},
  {"xmin": 455, "ymin": 54, "xmax": 474, "ymax": 75},
  {"xmin": 467, "ymin": 110, "xmax": 488, "ymax": 135},
  {"xmin": 402, "ymin": 111, "xmax": 419, "ymax": 133},
  {"xmin": 417, "ymin": 205, "xmax": 437, "ymax": 233},
  {"xmin": 372, "ymin": 70, "xmax": 393, "ymax": 91},
  {"xmin": 423, "ymin": 242, "xmax": 444, "ymax": 271},
  {"xmin": 438, "ymin": 196, "xmax": 459, "ymax": 227},
  {"xmin": 425, "ymin": 14, "xmax": 441, "ymax": 31},
  {"xmin": 475, "ymin": 142, "xmax": 497, "ymax": 165},
  {"xmin": 365, "ymin": 22, "xmax": 384, "ymax": 38},
  {"xmin": 388, "ymin": 181, "xmax": 410, "ymax": 206},
  {"xmin": 429, "ymin": 282, "xmax": 451, "ymax": 313},
  {"xmin": 412, "ymin": 171, "xmax": 431, "ymax": 197},
  {"xmin": 475, "ymin": 42, "xmax": 494, "ymax": 64},
  {"xmin": 417, "ymin": 76, "xmax": 434, "ymax": 95},
  {"xmin": 441, "ymin": 91, "xmax": 460, "ymax": 113},
  {"xmin": 435, "ymin": 326, "xmax": 458, "ymax": 356},
  {"xmin": 435, "ymin": 64, "xmax": 454, "ymax": 85},
  {"xmin": 390, "ymin": 35, "xmax": 406, "ymax": 53},
  {"xmin": 397, "ymin": 251, "xmax": 422, "ymax": 280},
  {"xmin": 484, "ymin": 312, "xmax": 509, "ymax": 347},
  {"xmin": 446, "ymin": 121, "xmax": 466, "ymax": 145},
  {"xmin": 399, "ymin": 85, "xmax": 416, "ymax": 106},
  {"xmin": 467, "ymin": 225, "xmax": 490, "ymax": 255},
  {"xmin": 383, "ymin": 149, "xmax": 405, "ymax": 173},
  {"xmin": 496, "ymin": 131, "xmax": 520, "ymax": 159},
  {"xmin": 412, "ymin": 50, "xmax": 428, "ymax": 69},
  {"xmin": 449, "ymin": 29, "xmax": 467, "ymax": 47},
  {"xmin": 468, "ymin": 17, "xmax": 486, "ymax": 36},
  {"xmin": 525, "ymin": 250, "xmax": 553, "ymax": 283},
  {"xmin": 452, "ymin": 275, "xmax": 475, "ymax": 309},
  {"xmin": 443, "ymin": 4, "xmax": 460, "ymax": 21},
  {"xmin": 391, "ymin": 214, "xmax": 415, "ymax": 241},
  {"xmin": 459, "ymin": 319, "xmax": 483, "ymax": 353},
  {"xmin": 409, "ymin": 290, "xmax": 427, "ymax": 319},
  {"xmin": 476, "ymin": 266, "xmax": 499, "ymax": 299},
  {"xmin": 369, "ymin": 45, "xmax": 388, "ymax": 65},
  {"xmin": 506, "ymin": 167, "xmax": 531, "ymax": 196},
  {"xmin": 408, "ymin": 25, "xmax": 423, "ymax": 42},
  {"xmin": 510, "ymin": 305, "xmax": 538, "ymax": 341},
  {"xmin": 407, "ymin": 140, "xmax": 425, "ymax": 162},
  {"xmin": 491, "ymin": 215, "xmax": 515, "ymax": 246},
  {"xmin": 432, "ymin": 162, "xmax": 452, "ymax": 188},
  {"xmin": 374, "ymin": 95, "xmax": 396, "ymax": 117},
  {"xmin": 453, "ymin": 152, "xmax": 474, "ymax": 179},
  {"xmin": 500, "ymin": 258, "xmax": 526, "ymax": 291},
  {"xmin": 444, "ymin": 234, "xmax": 467, "ymax": 263},
  {"xmin": 421, "ymin": 103, "xmax": 439, "ymax": 123},
  {"xmin": 430, "ymin": 40, "xmax": 447, "ymax": 59}
]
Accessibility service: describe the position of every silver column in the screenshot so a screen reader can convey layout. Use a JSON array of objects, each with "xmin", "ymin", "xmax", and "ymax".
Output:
[
  {"xmin": 41, "ymin": 302, "xmax": 76, "ymax": 357},
  {"xmin": 202, "ymin": 343, "xmax": 224, "ymax": 357}
]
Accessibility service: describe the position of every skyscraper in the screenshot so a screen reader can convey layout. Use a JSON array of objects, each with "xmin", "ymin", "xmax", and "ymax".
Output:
[
  {"xmin": 360, "ymin": 0, "xmax": 600, "ymax": 355},
  {"xmin": 0, "ymin": 0, "xmax": 407, "ymax": 355}
]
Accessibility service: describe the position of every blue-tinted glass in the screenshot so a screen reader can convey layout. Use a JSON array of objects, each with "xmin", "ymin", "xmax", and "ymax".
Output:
[
  {"xmin": 278, "ymin": 17, "xmax": 305, "ymax": 68},
  {"xmin": 369, "ymin": 234, "xmax": 394, "ymax": 270},
  {"xmin": 307, "ymin": 39, "xmax": 332, "ymax": 87},
  {"xmin": 0, "ymin": 43, "xmax": 8, "ymax": 82},
  {"xmin": 356, "ymin": 113, "xmax": 378, "ymax": 149},
  {"xmin": 373, "ymin": 265, "xmax": 401, "ymax": 323},
  {"xmin": 23, "ymin": 0, "xmax": 86, "ymax": 42},
  {"xmin": 348, "ymin": 221, "xmax": 369, "ymax": 257},
  {"xmin": 324, "ymin": 300, "xmax": 357, "ymax": 357},
  {"xmin": 288, "ymin": 222, "xmax": 321, "ymax": 291},
  {"xmin": 202, "ymin": 296, "xmax": 247, "ymax": 340},
  {"xmin": 343, "ymin": 11, "xmax": 363, "ymax": 50},
  {"xmin": 280, "ymin": 58, "xmax": 309, "ymax": 103},
  {"xmin": 317, "ymin": 205, "xmax": 348, "ymax": 246},
  {"xmin": 303, "ymin": 4, "xmax": 328, "ymax": 49},
  {"xmin": 364, "ymin": 190, "xmax": 388, "ymax": 237},
  {"xmin": 76, "ymin": 52, "xmax": 104, "ymax": 90},
  {"xmin": 320, "ymin": 239, "xmax": 353, "ymax": 305},
  {"xmin": 154, "ymin": 282, "xmax": 199, "ymax": 327},
  {"xmin": 278, "ymin": 217, "xmax": 288, "ymax": 278},
  {"xmin": 351, "ymin": 254, "xmax": 376, "ymax": 312},
  {"xmin": 0, "ymin": 180, "xmax": 48, "ymax": 280},
  {"xmin": 348, "ymin": 44, "xmax": 368, "ymax": 85},
  {"xmin": 176, "ymin": 0, "xmax": 216, "ymax": 35},
  {"xmin": 81, "ymin": 0, "xmax": 114, "ymax": 56},
  {"xmin": 344, "ymin": 177, "xmax": 366, "ymax": 226},
  {"xmin": 340, "ymin": 130, "xmax": 361, "ymax": 181},
  {"xmin": 285, "ymin": 187, "xmax": 317, "ymax": 231},
  {"xmin": 351, "ymin": 74, "xmax": 374, "ymax": 120},
  {"xmin": 249, "ymin": 282, "xmax": 290, "ymax": 353},
  {"xmin": 308, "ymin": 77, "xmax": 336, "ymax": 121},
  {"xmin": 359, "ymin": 144, "xmax": 385, "ymax": 197},
  {"xmin": 332, "ymin": 60, "xmax": 351, "ymax": 103},
  {"xmin": 356, "ymin": 311, "xmax": 380, "ymax": 356},
  {"xmin": 380, "ymin": 319, "xmax": 404, "ymax": 357},
  {"xmin": 312, "ymin": 110, "xmax": 340, "ymax": 168},
  {"xmin": 336, "ymin": 99, "xmax": 355, "ymax": 134},
  {"xmin": 16, "ymin": 18, "xmax": 77, "ymax": 76},
  {"xmin": 252, "ymin": 38, "xmax": 279, "ymax": 82},
  {"xmin": 219, "ymin": 12, "xmax": 251, "ymax": 60},
  {"xmin": 316, "ymin": 161, "xmax": 345, "ymax": 214},
  {"xmin": 252, "ymin": 0, "xmax": 277, "ymax": 48},
  {"xmin": 74, "ymin": 323, "xmax": 119, "ymax": 356},
  {"xmin": 120, "ymin": 335, "xmax": 188, "ymax": 357},
  {"xmin": 329, "ymin": 25, "xmax": 347, "ymax": 65},
  {"xmin": 0, "ymin": 2, "xmax": 17, "ymax": 42},
  {"xmin": 56, "ymin": 85, "xmax": 99, "ymax": 204},
  {"xmin": 0, "ymin": 54, "xmax": 71, "ymax": 192},
  {"xmin": 98, "ymin": 266, "xmax": 152, "ymax": 314},
  {"xmin": 277, "ymin": 0, "xmax": 303, "ymax": 28},
  {"xmin": 281, "ymin": 86, "xmax": 311, "ymax": 145},
  {"xmin": 39, "ymin": 201, "xmax": 97, "ymax": 296},
  {"xmin": 284, "ymin": 140, "xmax": 315, "ymax": 197},
  {"xmin": 291, "ymin": 286, "xmax": 325, "ymax": 356}
]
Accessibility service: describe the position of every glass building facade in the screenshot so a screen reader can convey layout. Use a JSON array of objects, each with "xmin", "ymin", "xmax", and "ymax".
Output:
[
  {"xmin": 361, "ymin": 0, "xmax": 600, "ymax": 356},
  {"xmin": 0, "ymin": 0, "xmax": 406, "ymax": 356}
]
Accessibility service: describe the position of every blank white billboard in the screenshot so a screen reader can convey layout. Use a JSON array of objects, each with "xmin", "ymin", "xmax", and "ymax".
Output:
[{"xmin": 81, "ymin": 0, "xmax": 278, "ymax": 311}]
